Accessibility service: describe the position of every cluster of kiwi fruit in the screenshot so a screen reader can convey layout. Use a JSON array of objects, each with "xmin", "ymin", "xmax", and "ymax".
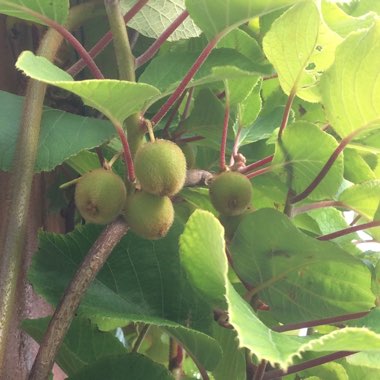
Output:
[{"xmin": 74, "ymin": 139, "xmax": 187, "ymax": 240}]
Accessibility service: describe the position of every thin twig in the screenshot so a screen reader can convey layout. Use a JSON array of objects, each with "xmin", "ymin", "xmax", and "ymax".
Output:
[
  {"xmin": 273, "ymin": 311, "xmax": 370, "ymax": 332},
  {"xmin": 318, "ymin": 220, "xmax": 380, "ymax": 241},
  {"xmin": 291, "ymin": 200, "xmax": 347, "ymax": 217},
  {"xmin": 136, "ymin": 10, "xmax": 189, "ymax": 67},
  {"xmin": 29, "ymin": 218, "xmax": 129, "ymax": 380},
  {"xmin": 246, "ymin": 166, "xmax": 272, "ymax": 179},
  {"xmin": 162, "ymin": 90, "xmax": 188, "ymax": 138},
  {"xmin": 150, "ymin": 34, "xmax": 221, "ymax": 126},
  {"xmin": 239, "ymin": 155, "xmax": 274, "ymax": 174},
  {"xmin": 291, "ymin": 125, "xmax": 375, "ymax": 204},
  {"xmin": 220, "ymin": 82, "xmax": 230, "ymax": 171},
  {"xmin": 278, "ymin": 88, "xmax": 296, "ymax": 139}
]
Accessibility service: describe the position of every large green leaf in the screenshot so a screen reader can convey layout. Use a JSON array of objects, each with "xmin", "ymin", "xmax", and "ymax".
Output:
[
  {"xmin": 0, "ymin": 0, "xmax": 68, "ymax": 25},
  {"xmin": 179, "ymin": 209, "xmax": 380, "ymax": 371},
  {"xmin": 230, "ymin": 208, "xmax": 374, "ymax": 323},
  {"xmin": 263, "ymin": 1, "xmax": 342, "ymax": 102},
  {"xmin": 121, "ymin": 0, "xmax": 201, "ymax": 41},
  {"xmin": 16, "ymin": 51, "xmax": 160, "ymax": 124},
  {"xmin": 339, "ymin": 180, "xmax": 380, "ymax": 219},
  {"xmin": 22, "ymin": 317, "xmax": 126, "ymax": 376},
  {"xmin": 67, "ymin": 353, "xmax": 174, "ymax": 380},
  {"xmin": 185, "ymin": 0, "xmax": 303, "ymax": 39},
  {"xmin": 320, "ymin": 21, "xmax": 380, "ymax": 138},
  {"xmin": 273, "ymin": 122, "xmax": 344, "ymax": 200},
  {"xmin": 0, "ymin": 91, "xmax": 115, "ymax": 172},
  {"xmin": 28, "ymin": 223, "xmax": 221, "ymax": 371},
  {"xmin": 179, "ymin": 210, "xmax": 227, "ymax": 308}
]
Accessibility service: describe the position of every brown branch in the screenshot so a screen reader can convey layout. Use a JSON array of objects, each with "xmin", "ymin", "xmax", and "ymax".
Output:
[{"xmin": 29, "ymin": 218, "xmax": 128, "ymax": 380}]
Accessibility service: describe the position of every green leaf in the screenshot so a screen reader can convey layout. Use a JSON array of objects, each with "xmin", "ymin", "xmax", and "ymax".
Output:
[
  {"xmin": 227, "ymin": 281, "xmax": 380, "ymax": 370},
  {"xmin": 139, "ymin": 49, "xmax": 265, "ymax": 97},
  {"xmin": 263, "ymin": 1, "xmax": 342, "ymax": 102},
  {"xmin": 179, "ymin": 210, "xmax": 227, "ymax": 307},
  {"xmin": 121, "ymin": 0, "xmax": 201, "ymax": 41},
  {"xmin": 67, "ymin": 353, "xmax": 174, "ymax": 380},
  {"xmin": 180, "ymin": 188, "xmax": 217, "ymax": 216},
  {"xmin": 320, "ymin": 21, "xmax": 380, "ymax": 138},
  {"xmin": 177, "ymin": 207, "xmax": 380, "ymax": 371},
  {"xmin": 185, "ymin": 0, "xmax": 303, "ymax": 39},
  {"xmin": 0, "ymin": 91, "xmax": 115, "ymax": 172},
  {"xmin": 344, "ymin": 148, "xmax": 376, "ymax": 183},
  {"xmin": 28, "ymin": 223, "xmax": 220, "ymax": 371},
  {"xmin": 230, "ymin": 208, "xmax": 374, "ymax": 323},
  {"xmin": 212, "ymin": 325, "xmax": 246, "ymax": 380},
  {"xmin": 300, "ymin": 361, "xmax": 349, "ymax": 380},
  {"xmin": 321, "ymin": 1, "xmax": 377, "ymax": 38},
  {"xmin": 0, "ymin": 0, "xmax": 69, "ymax": 25},
  {"xmin": 22, "ymin": 317, "xmax": 126, "ymax": 376},
  {"xmin": 339, "ymin": 180, "xmax": 380, "ymax": 219},
  {"xmin": 16, "ymin": 51, "xmax": 160, "ymax": 124},
  {"xmin": 273, "ymin": 122, "xmax": 344, "ymax": 200}
]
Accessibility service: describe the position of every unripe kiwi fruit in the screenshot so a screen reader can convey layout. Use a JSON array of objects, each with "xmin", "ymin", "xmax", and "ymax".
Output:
[
  {"xmin": 75, "ymin": 168, "xmax": 126, "ymax": 224},
  {"xmin": 209, "ymin": 171, "xmax": 252, "ymax": 216},
  {"xmin": 124, "ymin": 191, "xmax": 174, "ymax": 240},
  {"xmin": 134, "ymin": 139, "xmax": 187, "ymax": 196}
]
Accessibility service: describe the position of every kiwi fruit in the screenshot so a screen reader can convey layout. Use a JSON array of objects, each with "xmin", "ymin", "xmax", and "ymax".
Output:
[
  {"xmin": 209, "ymin": 171, "xmax": 252, "ymax": 216},
  {"xmin": 123, "ymin": 191, "xmax": 174, "ymax": 240},
  {"xmin": 134, "ymin": 139, "xmax": 187, "ymax": 196},
  {"xmin": 74, "ymin": 168, "xmax": 126, "ymax": 224}
]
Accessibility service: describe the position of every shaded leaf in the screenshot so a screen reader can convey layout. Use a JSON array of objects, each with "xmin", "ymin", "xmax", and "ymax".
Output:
[
  {"xmin": 22, "ymin": 317, "xmax": 126, "ymax": 376},
  {"xmin": 67, "ymin": 353, "xmax": 174, "ymax": 380},
  {"xmin": 0, "ymin": 91, "xmax": 115, "ymax": 172}
]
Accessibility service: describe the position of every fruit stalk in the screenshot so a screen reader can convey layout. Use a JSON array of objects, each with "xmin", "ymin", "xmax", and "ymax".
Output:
[{"xmin": 29, "ymin": 218, "xmax": 128, "ymax": 380}]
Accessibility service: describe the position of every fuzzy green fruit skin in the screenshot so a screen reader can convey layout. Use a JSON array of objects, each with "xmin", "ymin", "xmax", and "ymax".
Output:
[
  {"xmin": 134, "ymin": 140, "xmax": 187, "ymax": 196},
  {"xmin": 124, "ymin": 191, "xmax": 174, "ymax": 240},
  {"xmin": 75, "ymin": 168, "xmax": 126, "ymax": 224},
  {"xmin": 209, "ymin": 171, "xmax": 252, "ymax": 216}
]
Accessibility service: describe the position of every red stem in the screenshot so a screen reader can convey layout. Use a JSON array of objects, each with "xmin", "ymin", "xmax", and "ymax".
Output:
[
  {"xmin": 162, "ymin": 90, "xmax": 188, "ymax": 138},
  {"xmin": 240, "ymin": 155, "xmax": 274, "ymax": 174},
  {"xmin": 67, "ymin": 0, "xmax": 149, "ymax": 77},
  {"xmin": 246, "ymin": 166, "xmax": 271, "ymax": 179},
  {"xmin": 13, "ymin": 5, "xmax": 104, "ymax": 79},
  {"xmin": 230, "ymin": 124, "xmax": 242, "ymax": 166},
  {"xmin": 136, "ymin": 10, "xmax": 189, "ymax": 67},
  {"xmin": 262, "ymin": 351, "xmax": 355, "ymax": 379},
  {"xmin": 253, "ymin": 360, "xmax": 268, "ymax": 380},
  {"xmin": 278, "ymin": 88, "xmax": 296, "ymax": 139},
  {"xmin": 150, "ymin": 35, "xmax": 221, "ymax": 126},
  {"xmin": 318, "ymin": 220, "xmax": 380, "ymax": 241},
  {"xmin": 175, "ymin": 87, "xmax": 194, "ymax": 134},
  {"xmin": 273, "ymin": 311, "xmax": 369, "ymax": 332},
  {"xmin": 291, "ymin": 200, "xmax": 346, "ymax": 217},
  {"xmin": 113, "ymin": 120, "xmax": 135, "ymax": 182},
  {"xmin": 175, "ymin": 136, "xmax": 204, "ymax": 144},
  {"xmin": 291, "ymin": 127, "xmax": 367, "ymax": 204},
  {"xmin": 220, "ymin": 83, "xmax": 230, "ymax": 171}
]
